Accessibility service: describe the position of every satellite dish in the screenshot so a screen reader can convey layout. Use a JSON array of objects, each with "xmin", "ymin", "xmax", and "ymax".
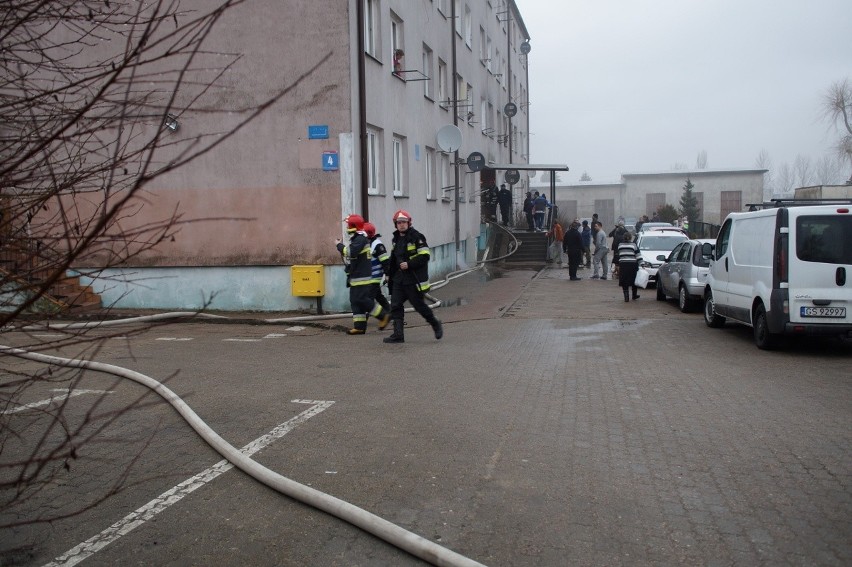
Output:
[
  {"xmin": 520, "ymin": 40, "xmax": 531, "ymax": 55},
  {"xmin": 436, "ymin": 124, "xmax": 463, "ymax": 153}
]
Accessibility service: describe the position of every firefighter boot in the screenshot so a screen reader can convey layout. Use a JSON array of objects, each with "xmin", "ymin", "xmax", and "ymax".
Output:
[
  {"xmin": 430, "ymin": 318, "xmax": 443, "ymax": 340},
  {"xmin": 377, "ymin": 312, "xmax": 391, "ymax": 330},
  {"xmin": 383, "ymin": 320, "xmax": 405, "ymax": 343}
]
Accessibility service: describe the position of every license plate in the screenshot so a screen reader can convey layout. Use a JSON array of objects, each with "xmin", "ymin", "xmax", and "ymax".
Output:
[{"xmin": 800, "ymin": 306, "xmax": 846, "ymax": 318}]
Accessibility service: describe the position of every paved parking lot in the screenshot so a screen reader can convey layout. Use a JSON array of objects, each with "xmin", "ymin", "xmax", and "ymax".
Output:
[{"xmin": 1, "ymin": 263, "xmax": 850, "ymax": 566}]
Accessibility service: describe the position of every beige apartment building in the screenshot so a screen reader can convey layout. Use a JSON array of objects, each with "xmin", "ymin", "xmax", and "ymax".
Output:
[{"xmin": 71, "ymin": 1, "xmax": 531, "ymax": 312}]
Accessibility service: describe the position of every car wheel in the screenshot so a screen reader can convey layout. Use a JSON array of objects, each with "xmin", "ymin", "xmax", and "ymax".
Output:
[
  {"xmin": 753, "ymin": 303, "xmax": 780, "ymax": 350},
  {"xmin": 704, "ymin": 289, "xmax": 725, "ymax": 328},
  {"xmin": 678, "ymin": 285, "xmax": 693, "ymax": 313},
  {"xmin": 656, "ymin": 279, "xmax": 666, "ymax": 301}
]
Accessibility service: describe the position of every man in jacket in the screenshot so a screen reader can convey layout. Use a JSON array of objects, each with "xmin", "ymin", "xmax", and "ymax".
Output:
[
  {"xmin": 580, "ymin": 220, "xmax": 592, "ymax": 268},
  {"xmin": 497, "ymin": 184, "xmax": 513, "ymax": 226},
  {"xmin": 383, "ymin": 209, "xmax": 443, "ymax": 344},
  {"xmin": 591, "ymin": 221, "xmax": 609, "ymax": 280},
  {"xmin": 563, "ymin": 221, "xmax": 584, "ymax": 280}
]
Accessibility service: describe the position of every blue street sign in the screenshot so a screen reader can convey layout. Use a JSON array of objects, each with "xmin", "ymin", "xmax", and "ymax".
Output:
[
  {"xmin": 322, "ymin": 151, "xmax": 339, "ymax": 171},
  {"xmin": 308, "ymin": 125, "xmax": 329, "ymax": 139}
]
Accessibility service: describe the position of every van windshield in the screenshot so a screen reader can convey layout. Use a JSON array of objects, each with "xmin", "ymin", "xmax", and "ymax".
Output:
[{"xmin": 796, "ymin": 215, "xmax": 852, "ymax": 264}]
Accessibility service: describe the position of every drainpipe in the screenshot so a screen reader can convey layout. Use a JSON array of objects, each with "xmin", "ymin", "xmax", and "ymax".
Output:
[
  {"xmin": 507, "ymin": 9, "xmax": 512, "ymax": 167},
  {"xmin": 356, "ymin": 0, "xmax": 369, "ymax": 220},
  {"xmin": 451, "ymin": 0, "xmax": 460, "ymax": 269}
]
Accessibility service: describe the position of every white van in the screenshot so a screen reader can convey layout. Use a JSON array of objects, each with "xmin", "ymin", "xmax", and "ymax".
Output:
[{"xmin": 703, "ymin": 200, "xmax": 852, "ymax": 349}]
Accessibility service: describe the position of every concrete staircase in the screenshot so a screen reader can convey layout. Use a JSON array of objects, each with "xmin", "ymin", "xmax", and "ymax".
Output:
[{"xmin": 501, "ymin": 230, "xmax": 549, "ymax": 264}]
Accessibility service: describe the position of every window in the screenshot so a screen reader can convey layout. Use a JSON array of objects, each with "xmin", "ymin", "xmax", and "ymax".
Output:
[
  {"xmin": 392, "ymin": 135, "xmax": 406, "ymax": 196},
  {"xmin": 494, "ymin": 48, "xmax": 500, "ymax": 79},
  {"xmin": 647, "ymin": 193, "xmax": 666, "ymax": 217},
  {"xmin": 364, "ymin": 0, "xmax": 379, "ymax": 58},
  {"xmin": 454, "ymin": 0, "xmax": 462, "ymax": 35},
  {"xmin": 486, "ymin": 37, "xmax": 492, "ymax": 71},
  {"xmin": 796, "ymin": 216, "xmax": 852, "ymax": 264},
  {"xmin": 455, "ymin": 74, "xmax": 465, "ymax": 119},
  {"xmin": 437, "ymin": 59, "xmax": 447, "ymax": 107},
  {"xmin": 422, "ymin": 45, "xmax": 433, "ymax": 98},
  {"xmin": 441, "ymin": 153, "xmax": 451, "ymax": 201},
  {"xmin": 366, "ymin": 127, "xmax": 381, "ymax": 195},
  {"xmin": 716, "ymin": 220, "xmax": 732, "ymax": 258},
  {"xmin": 464, "ymin": 4, "xmax": 472, "ymax": 47},
  {"xmin": 480, "ymin": 98, "xmax": 488, "ymax": 132},
  {"xmin": 479, "ymin": 27, "xmax": 486, "ymax": 62},
  {"xmin": 425, "ymin": 147, "xmax": 436, "ymax": 200},
  {"xmin": 437, "ymin": 0, "xmax": 447, "ymax": 16},
  {"xmin": 390, "ymin": 12, "xmax": 404, "ymax": 73}
]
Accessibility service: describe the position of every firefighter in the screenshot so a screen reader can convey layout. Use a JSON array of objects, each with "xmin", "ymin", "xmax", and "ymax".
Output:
[
  {"xmin": 362, "ymin": 222, "xmax": 391, "ymax": 330},
  {"xmin": 383, "ymin": 209, "xmax": 443, "ymax": 343},
  {"xmin": 335, "ymin": 214, "xmax": 373, "ymax": 335}
]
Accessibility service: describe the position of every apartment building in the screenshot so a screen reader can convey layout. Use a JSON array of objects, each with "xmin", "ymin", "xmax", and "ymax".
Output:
[{"xmin": 70, "ymin": 1, "xmax": 531, "ymax": 312}]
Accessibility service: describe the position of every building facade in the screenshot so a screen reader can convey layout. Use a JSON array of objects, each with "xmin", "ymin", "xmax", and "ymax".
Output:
[
  {"xmin": 65, "ymin": 0, "xmax": 531, "ymax": 313},
  {"xmin": 534, "ymin": 168, "xmax": 767, "ymax": 229}
]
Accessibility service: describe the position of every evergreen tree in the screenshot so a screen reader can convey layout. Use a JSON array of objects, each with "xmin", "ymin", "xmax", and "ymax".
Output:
[
  {"xmin": 657, "ymin": 204, "xmax": 679, "ymax": 223},
  {"xmin": 679, "ymin": 177, "xmax": 701, "ymax": 225}
]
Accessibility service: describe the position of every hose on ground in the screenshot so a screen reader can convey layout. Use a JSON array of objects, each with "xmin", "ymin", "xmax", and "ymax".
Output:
[{"xmin": 0, "ymin": 345, "xmax": 487, "ymax": 567}]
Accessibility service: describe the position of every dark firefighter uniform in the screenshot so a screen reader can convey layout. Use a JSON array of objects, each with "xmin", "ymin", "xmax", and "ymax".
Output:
[
  {"xmin": 337, "ymin": 215, "xmax": 374, "ymax": 335},
  {"xmin": 384, "ymin": 209, "xmax": 442, "ymax": 343}
]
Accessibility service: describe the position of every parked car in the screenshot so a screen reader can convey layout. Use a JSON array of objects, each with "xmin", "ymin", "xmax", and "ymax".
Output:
[
  {"xmin": 704, "ymin": 200, "xmax": 852, "ymax": 349},
  {"xmin": 638, "ymin": 222, "xmax": 674, "ymax": 232},
  {"xmin": 656, "ymin": 239, "xmax": 715, "ymax": 312},
  {"xmin": 636, "ymin": 231, "xmax": 689, "ymax": 285}
]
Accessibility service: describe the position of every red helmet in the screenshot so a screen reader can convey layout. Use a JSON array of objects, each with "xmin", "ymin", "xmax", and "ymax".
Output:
[
  {"xmin": 392, "ymin": 209, "xmax": 411, "ymax": 223},
  {"xmin": 345, "ymin": 214, "xmax": 365, "ymax": 232},
  {"xmin": 363, "ymin": 222, "xmax": 376, "ymax": 238}
]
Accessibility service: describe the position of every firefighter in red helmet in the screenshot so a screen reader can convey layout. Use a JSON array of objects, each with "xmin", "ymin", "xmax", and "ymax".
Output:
[
  {"xmin": 335, "ymin": 214, "xmax": 373, "ymax": 335},
  {"xmin": 383, "ymin": 209, "xmax": 443, "ymax": 343}
]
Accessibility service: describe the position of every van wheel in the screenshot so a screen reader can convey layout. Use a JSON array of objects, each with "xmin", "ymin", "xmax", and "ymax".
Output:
[
  {"xmin": 656, "ymin": 280, "xmax": 666, "ymax": 301},
  {"xmin": 753, "ymin": 303, "xmax": 780, "ymax": 350},
  {"xmin": 678, "ymin": 285, "xmax": 693, "ymax": 313},
  {"xmin": 704, "ymin": 289, "xmax": 725, "ymax": 328}
]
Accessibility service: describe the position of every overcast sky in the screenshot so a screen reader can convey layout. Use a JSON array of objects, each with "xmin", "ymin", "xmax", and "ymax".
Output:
[{"xmin": 520, "ymin": 0, "xmax": 851, "ymax": 184}]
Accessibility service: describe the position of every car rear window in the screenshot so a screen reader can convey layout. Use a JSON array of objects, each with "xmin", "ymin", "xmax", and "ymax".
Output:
[
  {"xmin": 691, "ymin": 245, "xmax": 711, "ymax": 267},
  {"xmin": 638, "ymin": 235, "xmax": 687, "ymax": 251},
  {"xmin": 796, "ymin": 215, "xmax": 852, "ymax": 264}
]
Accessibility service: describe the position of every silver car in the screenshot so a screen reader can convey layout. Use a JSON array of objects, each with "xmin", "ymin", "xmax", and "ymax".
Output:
[{"xmin": 655, "ymin": 239, "xmax": 715, "ymax": 312}]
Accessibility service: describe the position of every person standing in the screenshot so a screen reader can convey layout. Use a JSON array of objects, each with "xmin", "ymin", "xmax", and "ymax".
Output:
[
  {"xmin": 608, "ymin": 220, "xmax": 627, "ymax": 278},
  {"xmin": 335, "ymin": 214, "xmax": 374, "ymax": 335},
  {"xmin": 522, "ymin": 192, "xmax": 535, "ymax": 231},
  {"xmin": 497, "ymin": 184, "xmax": 513, "ymax": 226},
  {"xmin": 546, "ymin": 220, "xmax": 564, "ymax": 265},
  {"xmin": 533, "ymin": 191, "xmax": 549, "ymax": 231},
  {"xmin": 580, "ymin": 220, "xmax": 592, "ymax": 268},
  {"xmin": 383, "ymin": 209, "xmax": 443, "ymax": 344},
  {"xmin": 363, "ymin": 222, "xmax": 391, "ymax": 330},
  {"xmin": 563, "ymin": 221, "xmax": 583, "ymax": 280},
  {"xmin": 617, "ymin": 232, "xmax": 641, "ymax": 301},
  {"xmin": 483, "ymin": 182, "xmax": 499, "ymax": 222},
  {"xmin": 591, "ymin": 221, "xmax": 609, "ymax": 280}
]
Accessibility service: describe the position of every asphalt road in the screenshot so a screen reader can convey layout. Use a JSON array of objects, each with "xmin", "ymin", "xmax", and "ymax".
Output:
[{"xmin": 1, "ymin": 264, "xmax": 850, "ymax": 566}]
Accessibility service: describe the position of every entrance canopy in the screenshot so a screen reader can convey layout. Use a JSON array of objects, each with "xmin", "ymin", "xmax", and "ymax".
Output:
[{"xmin": 485, "ymin": 163, "xmax": 569, "ymax": 203}]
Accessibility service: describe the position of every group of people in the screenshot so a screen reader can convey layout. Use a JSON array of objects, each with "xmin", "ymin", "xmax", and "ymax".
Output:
[
  {"xmin": 482, "ymin": 183, "xmax": 514, "ymax": 226},
  {"xmin": 522, "ymin": 191, "xmax": 551, "ymax": 231},
  {"xmin": 546, "ymin": 215, "xmax": 642, "ymax": 301},
  {"xmin": 335, "ymin": 210, "xmax": 443, "ymax": 343}
]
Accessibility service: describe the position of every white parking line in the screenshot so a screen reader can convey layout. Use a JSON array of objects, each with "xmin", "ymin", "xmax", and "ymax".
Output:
[
  {"xmin": 155, "ymin": 337, "xmax": 194, "ymax": 341},
  {"xmin": 44, "ymin": 399, "xmax": 334, "ymax": 567},
  {"xmin": 2, "ymin": 389, "xmax": 114, "ymax": 415},
  {"xmin": 222, "ymin": 338, "xmax": 262, "ymax": 342}
]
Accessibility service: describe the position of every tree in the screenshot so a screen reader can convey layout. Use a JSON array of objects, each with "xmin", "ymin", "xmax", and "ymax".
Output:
[
  {"xmin": 821, "ymin": 78, "xmax": 852, "ymax": 183},
  {"xmin": 656, "ymin": 204, "xmax": 679, "ymax": 223},
  {"xmin": 0, "ymin": 0, "xmax": 329, "ymax": 530},
  {"xmin": 579, "ymin": 171, "xmax": 592, "ymax": 182},
  {"xmin": 679, "ymin": 178, "xmax": 701, "ymax": 225},
  {"xmin": 755, "ymin": 149, "xmax": 774, "ymax": 200},
  {"xmin": 793, "ymin": 154, "xmax": 815, "ymax": 187},
  {"xmin": 695, "ymin": 150, "xmax": 708, "ymax": 169},
  {"xmin": 815, "ymin": 155, "xmax": 843, "ymax": 185}
]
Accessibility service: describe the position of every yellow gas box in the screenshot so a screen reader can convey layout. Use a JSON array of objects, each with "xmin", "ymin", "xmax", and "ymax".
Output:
[{"xmin": 291, "ymin": 265, "xmax": 324, "ymax": 297}]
